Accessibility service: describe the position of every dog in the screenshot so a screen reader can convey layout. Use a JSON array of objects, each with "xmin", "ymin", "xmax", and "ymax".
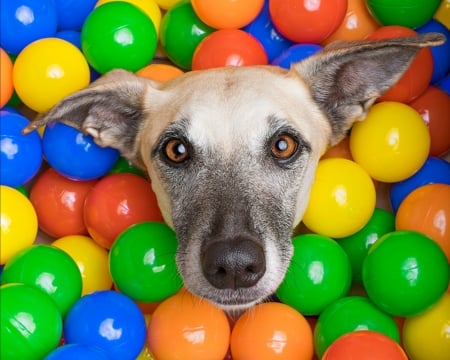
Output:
[{"xmin": 23, "ymin": 33, "xmax": 444, "ymax": 312}]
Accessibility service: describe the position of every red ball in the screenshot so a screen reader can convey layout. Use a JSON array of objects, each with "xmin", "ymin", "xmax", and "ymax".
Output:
[
  {"xmin": 409, "ymin": 86, "xmax": 450, "ymax": 157},
  {"xmin": 83, "ymin": 173, "xmax": 164, "ymax": 249},
  {"xmin": 30, "ymin": 168, "xmax": 98, "ymax": 238},
  {"xmin": 366, "ymin": 26, "xmax": 434, "ymax": 103},
  {"xmin": 192, "ymin": 29, "xmax": 268, "ymax": 70},
  {"xmin": 322, "ymin": 331, "xmax": 408, "ymax": 360},
  {"xmin": 269, "ymin": 0, "xmax": 348, "ymax": 43}
]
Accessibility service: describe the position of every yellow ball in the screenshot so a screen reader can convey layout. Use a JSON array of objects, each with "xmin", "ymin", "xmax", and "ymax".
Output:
[
  {"xmin": 0, "ymin": 186, "xmax": 38, "ymax": 264},
  {"xmin": 96, "ymin": 0, "xmax": 162, "ymax": 32},
  {"xmin": 154, "ymin": 0, "xmax": 182, "ymax": 10},
  {"xmin": 350, "ymin": 102, "xmax": 430, "ymax": 183},
  {"xmin": 13, "ymin": 38, "xmax": 90, "ymax": 113},
  {"xmin": 434, "ymin": 0, "xmax": 450, "ymax": 29},
  {"xmin": 52, "ymin": 235, "xmax": 112, "ymax": 296},
  {"xmin": 403, "ymin": 293, "xmax": 450, "ymax": 360},
  {"xmin": 302, "ymin": 158, "xmax": 376, "ymax": 238}
]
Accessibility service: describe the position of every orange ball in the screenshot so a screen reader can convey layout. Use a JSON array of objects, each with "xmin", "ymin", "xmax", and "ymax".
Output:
[
  {"xmin": 136, "ymin": 63, "xmax": 184, "ymax": 82},
  {"xmin": 230, "ymin": 302, "xmax": 314, "ymax": 360},
  {"xmin": 191, "ymin": 0, "xmax": 264, "ymax": 29},
  {"xmin": 0, "ymin": 48, "xmax": 14, "ymax": 107},
  {"xmin": 322, "ymin": 0, "xmax": 380, "ymax": 45},
  {"xmin": 321, "ymin": 136, "xmax": 353, "ymax": 161},
  {"xmin": 396, "ymin": 184, "xmax": 450, "ymax": 262},
  {"xmin": 366, "ymin": 26, "xmax": 433, "ymax": 103},
  {"xmin": 147, "ymin": 290, "xmax": 230, "ymax": 360}
]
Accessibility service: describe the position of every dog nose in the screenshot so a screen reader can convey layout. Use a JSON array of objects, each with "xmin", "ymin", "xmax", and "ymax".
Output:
[{"xmin": 201, "ymin": 238, "xmax": 266, "ymax": 290}]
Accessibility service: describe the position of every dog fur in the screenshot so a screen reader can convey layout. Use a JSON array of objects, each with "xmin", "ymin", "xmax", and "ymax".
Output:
[{"xmin": 24, "ymin": 33, "xmax": 444, "ymax": 311}]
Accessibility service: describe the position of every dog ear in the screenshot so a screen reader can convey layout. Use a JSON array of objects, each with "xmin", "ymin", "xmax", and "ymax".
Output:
[
  {"xmin": 293, "ymin": 33, "xmax": 445, "ymax": 145},
  {"xmin": 22, "ymin": 69, "xmax": 157, "ymax": 168}
]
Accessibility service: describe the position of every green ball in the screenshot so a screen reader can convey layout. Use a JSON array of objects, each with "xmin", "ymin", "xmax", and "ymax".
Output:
[
  {"xmin": 314, "ymin": 296, "xmax": 399, "ymax": 358},
  {"xmin": 276, "ymin": 234, "xmax": 352, "ymax": 315},
  {"xmin": 0, "ymin": 283, "xmax": 62, "ymax": 360},
  {"xmin": 362, "ymin": 230, "xmax": 449, "ymax": 317},
  {"xmin": 160, "ymin": 0, "xmax": 214, "ymax": 70},
  {"xmin": 81, "ymin": 2, "xmax": 157, "ymax": 73},
  {"xmin": 366, "ymin": 0, "xmax": 441, "ymax": 28},
  {"xmin": 1, "ymin": 245, "xmax": 82, "ymax": 316},
  {"xmin": 109, "ymin": 221, "xmax": 183, "ymax": 302},
  {"xmin": 337, "ymin": 208, "xmax": 395, "ymax": 284}
]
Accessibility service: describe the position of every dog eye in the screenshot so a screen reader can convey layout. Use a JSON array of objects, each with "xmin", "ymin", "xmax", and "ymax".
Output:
[
  {"xmin": 163, "ymin": 138, "xmax": 189, "ymax": 164},
  {"xmin": 271, "ymin": 134, "xmax": 298, "ymax": 160}
]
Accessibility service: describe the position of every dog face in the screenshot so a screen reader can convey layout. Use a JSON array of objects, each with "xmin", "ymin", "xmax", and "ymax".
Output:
[{"xmin": 24, "ymin": 34, "xmax": 444, "ymax": 311}]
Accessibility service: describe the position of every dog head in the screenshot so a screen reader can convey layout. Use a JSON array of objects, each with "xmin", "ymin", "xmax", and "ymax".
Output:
[{"xmin": 24, "ymin": 34, "xmax": 444, "ymax": 311}]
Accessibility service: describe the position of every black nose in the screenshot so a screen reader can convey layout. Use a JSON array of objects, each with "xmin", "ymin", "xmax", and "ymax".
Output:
[{"xmin": 201, "ymin": 238, "xmax": 266, "ymax": 290}]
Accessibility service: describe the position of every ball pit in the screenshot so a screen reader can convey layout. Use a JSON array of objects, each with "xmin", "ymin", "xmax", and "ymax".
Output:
[{"xmin": 0, "ymin": 1, "xmax": 449, "ymax": 359}]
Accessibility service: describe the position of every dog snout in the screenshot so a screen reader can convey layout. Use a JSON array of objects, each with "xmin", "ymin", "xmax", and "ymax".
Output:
[{"xmin": 201, "ymin": 237, "xmax": 266, "ymax": 290}]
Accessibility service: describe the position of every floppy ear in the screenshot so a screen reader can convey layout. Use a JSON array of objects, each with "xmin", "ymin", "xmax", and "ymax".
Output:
[
  {"xmin": 293, "ymin": 33, "xmax": 445, "ymax": 145},
  {"xmin": 22, "ymin": 69, "xmax": 158, "ymax": 168}
]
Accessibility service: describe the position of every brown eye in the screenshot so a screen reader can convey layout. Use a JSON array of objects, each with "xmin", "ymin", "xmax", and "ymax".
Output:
[
  {"xmin": 271, "ymin": 134, "xmax": 298, "ymax": 160},
  {"xmin": 164, "ymin": 138, "xmax": 189, "ymax": 164}
]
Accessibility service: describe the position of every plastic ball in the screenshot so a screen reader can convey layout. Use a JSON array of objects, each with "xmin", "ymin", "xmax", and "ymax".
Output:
[
  {"xmin": 0, "ymin": 283, "xmax": 63, "ymax": 360},
  {"xmin": 396, "ymin": 184, "xmax": 450, "ymax": 262},
  {"xmin": 366, "ymin": 26, "xmax": 434, "ymax": 103},
  {"xmin": 230, "ymin": 301, "xmax": 314, "ymax": 359},
  {"xmin": 276, "ymin": 234, "xmax": 352, "ymax": 315},
  {"xmin": 55, "ymin": 0, "xmax": 97, "ymax": 31},
  {"xmin": 269, "ymin": 0, "xmax": 348, "ymax": 44},
  {"xmin": 350, "ymin": 102, "xmax": 430, "ymax": 183},
  {"xmin": 148, "ymin": 289, "xmax": 230, "ymax": 360},
  {"xmin": 366, "ymin": 0, "xmax": 441, "ymax": 29},
  {"xmin": 321, "ymin": 136, "xmax": 353, "ymax": 160},
  {"xmin": 191, "ymin": 0, "xmax": 264, "ymax": 29},
  {"xmin": 45, "ymin": 343, "xmax": 110, "ymax": 360},
  {"xmin": 437, "ymin": 74, "xmax": 450, "ymax": 95},
  {"xmin": 109, "ymin": 222, "xmax": 183, "ymax": 303},
  {"xmin": 83, "ymin": 173, "xmax": 164, "ymax": 249},
  {"xmin": 0, "ymin": 186, "xmax": 38, "ymax": 264},
  {"xmin": 409, "ymin": 86, "xmax": 450, "ymax": 157},
  {"xmin": 402, "ymin": 293, "xmax": 450, "ymax": 360},
  {"xmin": 416, "ymin": 19, "xmax": 450, "ymax": 84},
  {"xmin": 30, "ymin": 168, "xmax": 98, "ymax": 238},
  {"xmin": 389, "ymin": 156, "xmax": 450, "ymax": 213},
  {"xmin": 362, "ymin": 230, "xmax": 450, "ymax": 317},
  {"xmin": 322, "ymin": 330, "xmax": 408, "ymax": 360},
  {"xmin": 337, "ymin": 208, "xmax": 395, "ymax": 284},
  {"xmin": 154, "ymin": 0, "xmax": 181, "ymax": 10},
  {"xmin": 314, "ymin": 296, "xmax": 399, "ymax": 358},
  {"xmin": 302, "ymin": 158, "xmax": 376, "ymax": 238},
  {"xmin": 52, "ymin": 235, "xmax": 113, "ymax": 296},
  {"xmin": 136, "ymin": 63, "xmax": 184, "ymax": 82},
  {"xmin": 434, "ymin": 0, "xmax": 450, "ymax": 29},
  {"xmin": 64, "ymin": 290, "xmax": 147, "ymax": 360},
  {"xmin": 242, "ymin": 0, "xmax": 293, "ymax": 63},
  {"xmin": 0, "ymin": 112, "xmax": 43, "ymax": 187},
  {"xmin": 272, "ymin": 43, "xmax": 323, "ymax": 69},
  {"xmin": 81, "ymin": 2, "xmax": 157, "ymax": 74},
  {"xmin": 95, "ymin": 0, "xmax": 162, "ymax": 34},
  {"xmin": 159, "ymin": 1, "xmax": 214, "ymax": 70},
  {"xmin": 0, "ymin": 0, "xmax": 58, "ymax": 55},
  {"xmin": 192, "ymin": 29, "xmax": 268, "ymax": 70},
  {"xmin": 42, "ymin": 122, "xmax": 120, "ymax": 181},
  {"xmin": 13, "ymin": 37, "xmax": 90, "ymax": 113},
  {"xmin": 1, "ymin": 244, "xmax": 82, "ymax": 316},
  {"xmin": 108, "ymin": 156, "xmax": 147, "ymax": 177},
  {"xmin": 0, "ymin": 49, "xmax": 14, "ymax": 107},
  {"xmin": 322, "ymin": 0, "xmax": 380, "ymax": 45}
]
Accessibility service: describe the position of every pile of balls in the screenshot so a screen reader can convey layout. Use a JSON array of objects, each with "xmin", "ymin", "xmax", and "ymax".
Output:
[{"xmin": 1, "ymin": 0, "xmax": 449, "ymax": 359}]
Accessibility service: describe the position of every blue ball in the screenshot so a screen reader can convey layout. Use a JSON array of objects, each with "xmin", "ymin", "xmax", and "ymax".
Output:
[
  {"xmin": 0, "ymin": 112, "xmax": 42, "ymax": 187},
  {"xmin": 45, "ymin": 344, "xmax": 109, "ymax": 360},
  {"xmin": 390, "ymin": 157, "xmax": 450, "ymax": 213},
  {"xmin": 42, "ymin": 122, "xmax": 119, "ymax": 181},
  {"xmin": 243, "ymin": 0, "xmax": 293, "ymax": 63},
  {"xmin": 0, "ymin": 0, "xmax": 58, "ymax": 55},
  {"xmin": 416, "ymin": 19, "xmax": 450, "ymax": 84},
  {"xmin": 272, "ymin": 43, "xmax": 323, "ymax": 69},
  {"xmin": 437, "ymin": 74, "xmax": 450, "ymax": 96},
  {"xmin": 63, "ymin": 290, "xmax": 147, "ymax": 360},
  {"xmin": 54, "ymin": 0, "xmax": 97, "ymax": 31}
]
